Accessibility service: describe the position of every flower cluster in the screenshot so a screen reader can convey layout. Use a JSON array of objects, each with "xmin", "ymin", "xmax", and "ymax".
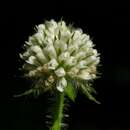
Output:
[{"xmin": 20, "ymin": 20, "xmax": 100, "ymax": 95}]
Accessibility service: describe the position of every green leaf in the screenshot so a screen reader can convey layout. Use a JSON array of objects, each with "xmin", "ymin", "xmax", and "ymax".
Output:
[
  {"xmin": 65, "ymin": 82, "xmax": 76, "ymax": 102},
  {"xmin": 87, "ymin": 84, "xmax": 97, "ymax": 94},
  {"xmin": 13, "ymin": 89, "xmax": 34, "ymax": 97},
  {"xmin": 80, "ymin": 84, "xmax": 100, "ymax": 104}
]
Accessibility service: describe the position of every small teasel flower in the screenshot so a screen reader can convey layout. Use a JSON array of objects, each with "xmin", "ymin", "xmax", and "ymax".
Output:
[{"xmin": 17, "ymin": 19, "xmax": 101, "ymax": 130}]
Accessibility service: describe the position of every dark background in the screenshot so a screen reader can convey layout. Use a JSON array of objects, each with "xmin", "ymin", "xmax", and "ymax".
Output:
[{"xmin": 0, "ymin": 1, "xmax": 130, "ymax": 130}]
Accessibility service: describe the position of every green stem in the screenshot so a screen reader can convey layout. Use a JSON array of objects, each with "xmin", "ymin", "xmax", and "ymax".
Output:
[{"xmin": 51, "ymin": 92, "xmax": 64, "ymax": 130}]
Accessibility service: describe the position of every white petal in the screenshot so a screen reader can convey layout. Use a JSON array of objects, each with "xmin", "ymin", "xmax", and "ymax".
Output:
[
  {"xmin": 64, "ymin": 56, "xmax": 77, "ymax": 66},
  {"xmin": 77, "ymin": 71, "xmax": 91, "ymax": 80},
  {"xmin": 43, "ymin": 36, "xmax": 53, "ymax": 46},
  {"xmin": 58, "ymin": 51, "xmax": 70, "ymax": 62},
  {"xmin": 76, "ymin": 60, "xmax": 87, "ymax": 69},
  {"xmin": 92, "ymin": 49, "xmax": 98, "ymax": 56},
  {"xmin": 30, "ymin": 45, "xmax": 42, "ymax": 54},
  {"xmin": 91, "ymin": 74, "xmax": 96, "ymax": 79},
  {"xmin": 73, "ymin": 29, "xmax": 82, "ymax": 40},
  {"xmin": 47, "ymin": 59, "xmax": 59, "ymax": 70},
  {"xmin": 55, "ymin": 67, "xmax": 66, "ymax": 77},
  {"xmin": 58, "ymin": 21, "xmax": 67, "ymax": 32},
  {"xmin": 30, "ymin": 45, "xmax": 48, "ymax": 63},
  {"xmin": 36, "ymin": 52, "xmax": 48, "ymax": 64},
  {"xmin": 68, "ymin": 43, "xmax": 79, "ymax": 54},
  {"xmin": 28, "ymin": 36, "xmax": 36, "ymax": 45},
  {"xmin": 44, "ymin": 45, "xmax": 57, "ymax": 59},
  {"xmin": 56, "ymin": 77, "xmax": 67, "ymax": 92},
  {"xmin": 45, "ymin": 20, "xmax": 57, "ymax": 30},
  {"xmin": 79, "ymin": 44, "xmax": 90, "ymax": 52},
  {"xmin": 26, "ymin": 56, "xmax": 37, "ymax": 65},
  {"xmin": 67, "ymin": 67, "xmax": 79, "ymax": 77},
  {"xmin": 33, "ymin": 32, "xmax": 44, "ymax": 45},
  {"xmin": 54, "ymin": 39, "xmax": 60, "ymax": 53},
  {"xmin": 25, "ymin": 41, "xmax": 32, "ymax": 46},
  {"xmin": 85, "ymin": 56, "xmax": 99, "ymax": 65},
  {"xmin": 80, "ymin": 34, "xmax": 90, "ymax": 43},
  {"xmin": 54, "ymin": 40, "xmax": 67, "ymax": 53},
  {"xmin": 86, "ymin": 40, "xmax": 93, "ymax": 48},
  {"xmin": 50, "ymin": 19, "xmax": 57, "ymax": 28},
  {"xmin": 28, "ymin": 70, "xmax": 36, "ymax": 77},
  {"xmin": 21, "ymin": 51, "xmax": 31, "ymax": 59},
  {"xmin": 60, "ymin": 30, "xmax": 71, "ymax": 42},
  {"xmin": 75, "ymin": 51, "xmax": 86, "ymax": 60},
  {"xmin": 94, "ymin": 57, "xmax": 100, "ymax": 65},
  {"xmin": 37, "ymin": 24, "xmax": 45, "ymax": 32},
  {"xmin": 60, "ymin": 41, "xmax": 67, "ymax": 52},
  {"xmin": 57, "ymin": 85, "xmax": 64, "ymax": 92}
]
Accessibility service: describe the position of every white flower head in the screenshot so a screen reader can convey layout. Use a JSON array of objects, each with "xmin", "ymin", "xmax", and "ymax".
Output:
[{"xmin": 20, "ymin": 19, "xmax": 100, "ymax": 96}]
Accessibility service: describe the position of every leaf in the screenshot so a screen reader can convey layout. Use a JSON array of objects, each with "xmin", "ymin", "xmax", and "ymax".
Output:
[
  {"xmin": 87, "ymin": 84, "xmax": 97, "ymax": 94},
  {"xmin": 65, "ymin": 82, "xmax": 76, "ymax": 102},
  {"xmin": 80, "ymin": 84, "xmax": 100, "ymax": 104},
  {"xmin": 13, "ymin": 89, "xmax": 34, "ymax": 97}
]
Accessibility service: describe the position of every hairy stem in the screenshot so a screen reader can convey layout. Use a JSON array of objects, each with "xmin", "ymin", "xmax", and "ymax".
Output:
[{"xmin": 51, "ymin": 92, "xmax": 64, "ymax": 130}]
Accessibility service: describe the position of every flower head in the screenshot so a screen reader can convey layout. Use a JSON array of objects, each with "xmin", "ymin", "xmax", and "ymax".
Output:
[{"xmin": 20, "ymin": 19, "xmax": 100, "ymax": 103}]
